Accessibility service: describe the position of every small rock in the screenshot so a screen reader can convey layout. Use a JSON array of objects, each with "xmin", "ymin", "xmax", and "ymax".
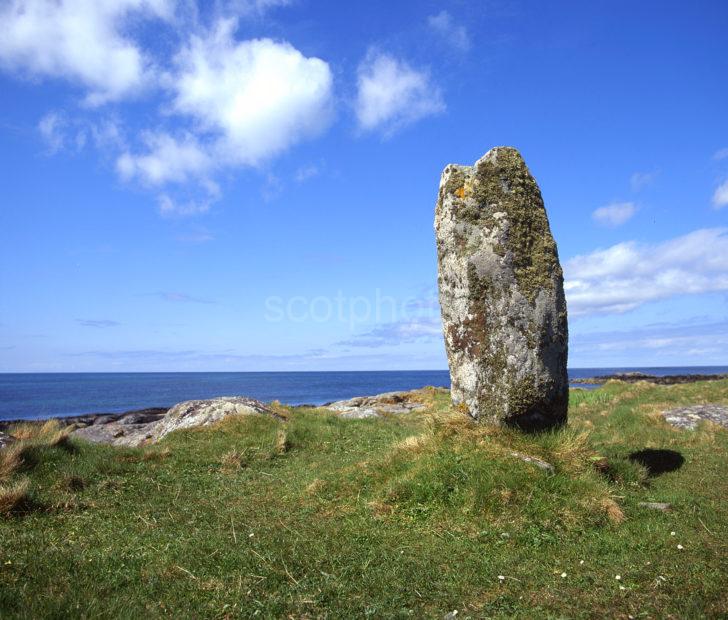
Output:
[
  {"xmin": 510, "ymin": 451, "xmax": 555, "ymax": 474},
  {"xmin": 0, "ymin": 431, "xmax": 16, "ymax": 449},
  {"xmin": 638, "ymin": 502, "xmax": 672, "ymax": 512},
  {"xmin": 326, "ymin": 391, "xmax": 427, "ymax": 419}
]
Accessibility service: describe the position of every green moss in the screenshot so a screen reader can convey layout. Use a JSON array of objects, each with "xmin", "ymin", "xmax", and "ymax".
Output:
[{"xmin": 464, "ymin": 147, "xmax": 561, "ymax": 304}]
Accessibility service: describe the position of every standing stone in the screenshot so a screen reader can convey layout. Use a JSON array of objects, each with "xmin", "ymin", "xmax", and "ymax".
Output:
[{"xmin": 434, "ymin": 147, "xmax": 568, "ymax": 430}]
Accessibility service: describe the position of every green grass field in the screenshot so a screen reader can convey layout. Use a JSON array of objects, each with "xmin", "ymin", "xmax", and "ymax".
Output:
[{"xmin": 2, "ymin": 380, "xmax": 727, "ymax": 618}]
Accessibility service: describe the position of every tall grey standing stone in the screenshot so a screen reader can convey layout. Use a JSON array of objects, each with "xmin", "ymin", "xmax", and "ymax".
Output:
[{"xmin": 434, "ymin": 147, "xmax": 568, "ymax": 430}]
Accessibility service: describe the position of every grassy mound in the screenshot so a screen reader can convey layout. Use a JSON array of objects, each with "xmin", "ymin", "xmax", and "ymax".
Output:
[{"xmin": 1, "ymin": 381, "xmax": 727, "ymax": 618}]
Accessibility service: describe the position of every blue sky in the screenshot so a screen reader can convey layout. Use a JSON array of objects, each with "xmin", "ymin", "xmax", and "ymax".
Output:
[{"xmin": 1, "ymin": 0, "xmax": 727, "ymax": 372}]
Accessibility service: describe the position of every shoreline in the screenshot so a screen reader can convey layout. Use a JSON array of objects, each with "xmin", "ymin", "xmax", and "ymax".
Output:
[{"xmin": 2, "ymin": 372, "xmax": 727, "ymax": 428}]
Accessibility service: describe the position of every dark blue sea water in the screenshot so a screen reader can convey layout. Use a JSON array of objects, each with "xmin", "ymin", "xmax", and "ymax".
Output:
[{"xmin": 1, "ymin": 367, "xmax": 727, "ymax": 421}]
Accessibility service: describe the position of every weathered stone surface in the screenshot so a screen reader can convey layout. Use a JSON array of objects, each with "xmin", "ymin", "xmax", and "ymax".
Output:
[
  {"xmin": 72, "ymin": 397, "xmax": 280, "ymax": 447},
  {"xmin": 326, "ymin": 391, "xmax": 427, "ymax": 419},
  {"xmin": 660, "ymin": 404, "xmax": 728, "ymax": 430},
  {"xmin": 0, "ymin": 431, "xmax": 16, "ymax": 449},
  {"xmin": 435, "ymin": 146, "xmax": 568, "ymax": 429},
  {"xmin": 149, "ymin": 396, "xmax": 283, "ymax": 443}
]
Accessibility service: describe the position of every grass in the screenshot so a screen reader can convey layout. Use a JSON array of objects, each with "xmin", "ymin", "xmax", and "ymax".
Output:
[{"xmin": 1, "ymin": 381, "xmax": 727, "ymax": 618}]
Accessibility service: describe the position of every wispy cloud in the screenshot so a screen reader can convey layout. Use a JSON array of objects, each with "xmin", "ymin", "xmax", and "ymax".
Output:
[
  {"xmin": 564, "ymin": 227, "xmax": 728, "ymax": 316},
  {"xmin": 355, "ymin": 50, "xmax": 444, "ymax": 136},
  {"xmin": 630, "ymin": 170, "xmax": 659, "ymax": 191},
  {"xmin": 571, "ymin": 319, "xmax": 728, "ymax": 364},
  {"xmin": 76, "ymin": 319, "xmax": 121, "ymax": 328},
  {"xmin": 294, "ymin": 164, "xmax": 320, "ymax": 183},
  {"xmin": 713, "ymin": 147, "xmax": 728, "ymax": 161},
  {"xmin": 712, "ymin": 180, "xmax": 728, "ymax": 209},
  {"xmin": 427, "ymin": 10, "xmax": 471, "ymax": 52},
  {"xmin": 336, "ymin": 317, "xmax": 442, "ymax": 348},
  {"xmin": 157, "ymin": 292, "xmax": 215, "ymax": 304},
  {"xmin": 591, "ymin": 201, "xmax": 636, "ymax": 227},
  {"xmin": 176, "ymin": 228, "xmax": 215, "ymax": 244}
]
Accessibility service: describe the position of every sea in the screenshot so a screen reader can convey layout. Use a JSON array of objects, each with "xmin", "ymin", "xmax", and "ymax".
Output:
[{"xmin": 1, "ymin": 367, "xmax": 727, "ymax": 421}]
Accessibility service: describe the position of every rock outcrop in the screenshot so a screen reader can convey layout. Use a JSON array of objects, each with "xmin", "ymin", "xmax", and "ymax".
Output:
[
  {"xmin": 326, "ymin": 391, "xmax": 428, "ymax": 419},
  {"xmin": 0, "ymin": 431, "xmax": 16, "ymax": 449},
  {"xmin": 72, "ymin": 397, "xmax": 280, "ymax": 447},
  {"xmin": 150, "ymin": 396, "xmax": 283, "ymax": 442},
  {"xmin": 435, "ymin": 146, "xmax": 568, "ymax": 429}
]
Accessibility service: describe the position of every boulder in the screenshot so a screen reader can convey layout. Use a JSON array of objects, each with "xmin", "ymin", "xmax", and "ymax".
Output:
[
  {"xmin": 434, "ymin": 146, "xmax": 568, "ymax": 429},
  {"xmin": 72, "ymin": 397, "xmax": 280, "ymax": 447},
  {"xmin": 148, "ymin": 396, "xmax": 283, "ymax": 443}
]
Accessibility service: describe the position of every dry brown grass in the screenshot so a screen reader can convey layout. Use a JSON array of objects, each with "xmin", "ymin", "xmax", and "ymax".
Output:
[
  {"xmin": 220, "ymin": 448, "xmax": 248, "ymax": 470},
  {"xmin": 275, "ymin": 428, "xmax": 290, "ymax": 455},
  {"xmin": 0, "ymin": 477, "xmax": 30, "ymax": 515},
  {"xmin": 600, "ymin": 497, "xmax": 625, "ymax": 524},
  {"xmin": 0, "ymin": 443, "xmax": 27, "ymax": 481}
]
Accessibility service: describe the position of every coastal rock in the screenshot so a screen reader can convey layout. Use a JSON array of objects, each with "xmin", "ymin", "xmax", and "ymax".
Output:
[
  {"xmin": 72, "ymin": 398, "xmax": 280, "ymax": 447},
  {"xmin": 572, "ymin": 373, "xmax": 728, "ymax": 386},
  {"xmin": 148, "ymin": 396, "xmax": 283, "ymax": 443},
  {"xmin": 326, "ymin": 391, "xmax": 427, "ymax": 419},
  {"xmin": 0, "ymin": 431, "xmax": 16, "ymax": 449},
  {"xmin": 435, "ymin": 146, "xmax": 568, "ymax": 429},
  {"xmin": 73, "ymin": 418, "xmax": 162, "ymax": 447}
]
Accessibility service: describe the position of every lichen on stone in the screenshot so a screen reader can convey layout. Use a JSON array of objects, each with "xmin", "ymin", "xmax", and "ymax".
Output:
[{"xmin": 435, "ymin": 146, "xmax": 568, "ymax": 429}]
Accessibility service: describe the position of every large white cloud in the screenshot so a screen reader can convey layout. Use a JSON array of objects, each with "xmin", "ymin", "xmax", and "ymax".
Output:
[
  {"xmin": 355, "ymin": 51, "xmax": 444, "ymax": 135},
  {"xmin": 564, "ymin": 228, "xmax": 728, "ymax": 316},
  {"xmin": 115, "ymin": 18, "xmax": 334, "ymax": 208},
  {"xmin": 0, "ymin": 0, "xmax": 173, "ymax": 105},
  {"xmin": 171, "ymin": 18, "xmax": 333, "ymax": 166}
]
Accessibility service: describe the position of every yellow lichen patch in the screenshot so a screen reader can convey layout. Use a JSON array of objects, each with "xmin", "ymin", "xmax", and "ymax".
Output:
[{"xmin": 455, "ymin": 186, "xmax": 465, "ymax": 198}]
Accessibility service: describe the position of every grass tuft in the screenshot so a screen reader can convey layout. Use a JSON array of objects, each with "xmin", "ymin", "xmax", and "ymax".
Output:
[{"xmin": 0, "ymin": 478, "xmax": 31, "ymax": 516}]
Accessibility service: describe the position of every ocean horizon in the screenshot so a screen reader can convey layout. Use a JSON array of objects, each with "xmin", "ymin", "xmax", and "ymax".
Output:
[{"xmin": 1, "ymin": 366, "xmax": 727, "ymax": 421}]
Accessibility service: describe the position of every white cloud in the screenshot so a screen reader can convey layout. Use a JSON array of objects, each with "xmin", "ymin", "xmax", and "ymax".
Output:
[
  {"xmin": 712, "ymin": 180, "xmax": 728, "ymax": 209},
  {"xmin": 630, "ymin": 170, "xmax": 658, "ymax": 191},
  {"xmin": 564, "ymin": 228, "xmax": 728, "ymax": 316},
  {"xmin": 0, "ymin": 0, "xmax": 173, "ymax": 105},
  {"xmin": 37, "ymin": 112, "xmax": 67, "ymax": 152},
  {"xmin": 170, "ymin": 19, "xmax": 333, "ymax": 166},
  {"xmin": 591, "ymin": 201, "xmax": 636, "ymax": 227},
  {"xmin": 337, "ymin": 317, "xmax": 443, "ymax": 348},
  {"xmin": 117, "ymin": 132, "xmax": 213, "ymax": 186},
  {"xmin": 225, "ymin": 0, "xmax": 293, "ymax": 15},
  {"xmin": 427, "ymin": 10, "xmax": 471, "ymax": 52},
  {"xmin": 355, "ymin": 51, "xmax": 444, "ymax": 135},
  {"xmin": 114, "ymin": 18, "xmax": 334, "ymax": 211},
  {"xmin": 713, "ymin": 147, "xmax": 728, "ymax": 161},
  {"xmin": 294, "ymin": 164, "xmax": 319, "ymax": 182}
]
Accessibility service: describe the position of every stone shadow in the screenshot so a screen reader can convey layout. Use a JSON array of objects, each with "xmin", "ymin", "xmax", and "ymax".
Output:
[{"xmin": 628, "ymin": 448, "xmax": 684, "ymax": 476}]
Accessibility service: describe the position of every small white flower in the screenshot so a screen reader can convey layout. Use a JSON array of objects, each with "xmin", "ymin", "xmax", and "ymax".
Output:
[
  {"xmin": 677, "ymin": 544, "xmax": 684, "ymax": 550},
  {"xmin": 498, "ymin": 575, "xmax": 505, "ymax": 581},
  {"xmin": 619, "ymin": 585, "xmax": 626, "ymax": 591},
  {"xmin": 671, "ymin": 531, "xmax": 676, "ymax": 536},
  {"xmin": 579, "ymin": 560, "xmax": 584, "ymax": 565},
  {"xmin": 248, "ymin": 533, "xmax": 254, "ymax": 538},
  {"xmin": 560, "ymin": 572, "xmax": 567, "ymax": 578},
  {"xmin": 615, "ymin": 575, "xmax": 621, "ymax": 580}
]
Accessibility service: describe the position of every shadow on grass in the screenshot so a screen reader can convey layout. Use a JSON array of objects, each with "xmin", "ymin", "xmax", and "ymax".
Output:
[{"xmin": 629, "ymin": 449, "xmax": 685, "ymax": 476}]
